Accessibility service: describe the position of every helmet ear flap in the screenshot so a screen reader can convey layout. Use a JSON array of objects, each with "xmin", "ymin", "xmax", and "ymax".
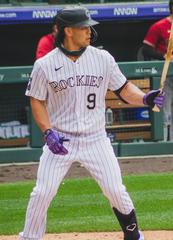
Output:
[{"xmin": 90, "ymin": 27, "xmax": 98, "ymax": 43}]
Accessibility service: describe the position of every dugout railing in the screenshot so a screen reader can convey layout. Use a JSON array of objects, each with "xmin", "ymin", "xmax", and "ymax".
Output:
[{"xmin": 0, "ymin": 61, "xmax": 173, "ymax": 163}]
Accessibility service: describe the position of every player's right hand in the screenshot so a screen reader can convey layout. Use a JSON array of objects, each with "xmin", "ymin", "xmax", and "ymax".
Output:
[
  {"xmin": 143, "ymin": 89, "xmax": 165, "ymax": 108},
  {"xmin": 44, "ymin": 128, "xmax": 69, "ymax": 155}
]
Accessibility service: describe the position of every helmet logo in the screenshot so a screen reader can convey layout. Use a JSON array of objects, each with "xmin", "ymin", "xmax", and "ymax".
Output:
[{"xmin": 85, "ymin": 9, "xmax": 90, "ymax": 18}]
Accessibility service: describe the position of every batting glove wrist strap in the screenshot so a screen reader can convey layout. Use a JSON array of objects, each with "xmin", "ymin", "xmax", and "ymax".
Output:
[
  {"xmin": 44, "ymin": 128, "xmax": 69, "ymax": 155},
  {"xmin": 143, "ymin": 89, "xmax": 165, "ymax": 108}
]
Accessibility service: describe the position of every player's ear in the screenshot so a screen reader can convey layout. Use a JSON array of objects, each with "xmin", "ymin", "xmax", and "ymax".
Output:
[{"xmin": 64, "ymin": 27, "xmax": 73, "ymax": 37}]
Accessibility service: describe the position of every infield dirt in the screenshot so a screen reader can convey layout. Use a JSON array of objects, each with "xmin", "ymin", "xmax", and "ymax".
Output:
[
  {"xmin": 1, "ymin": 231, "xmax": 173, "ymax": 240},
  {"xmin": 1, "ymin": 155, "xmax": 173, "ymax": 182}
]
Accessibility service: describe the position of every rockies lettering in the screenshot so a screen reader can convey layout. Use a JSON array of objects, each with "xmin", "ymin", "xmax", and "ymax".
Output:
[{"xmin": 49, "ymin": 75, "xmax": 103, "ymax": 92}]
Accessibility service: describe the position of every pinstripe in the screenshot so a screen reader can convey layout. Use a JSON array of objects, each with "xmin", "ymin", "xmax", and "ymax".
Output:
[
  {"xmin": 79, "ymin": 138, "xmax": 133, "ymax": 214},
  {"xmin": 98, "ymin": 139, "xmax": 133, "ymax": 213},
  {"xmin": 21, "ymin": 141, "xmax": 78, "ymax": 239},
  {"xmin": 80, "ymin": 138, "xmax": 99, "ymax": 182},
  {"xmin": 24, "ymin": 150, "xmax": 54, "ymax": 237},
  {"xmin": 96, "ymin": 139, "xmax": 124, "ymax": 211},
  {"xmin": 32, "ymin": 154, "xmax": 58, "ymax": 235},
  {"xmin": 82, "ymin": 138, "xmax": 122, "ymax": 212}
]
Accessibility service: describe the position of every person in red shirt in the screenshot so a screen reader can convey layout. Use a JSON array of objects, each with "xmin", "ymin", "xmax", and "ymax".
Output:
[
  {"xmin": 142, "ymin": 0, "xmax": 173, "ymax": 141},
  {"xmin": 36, "ymin": 16, "xmax": 58, "ymax": 59},
  {"xmin": 143, "ymin": 18, "xmax": 170, "ymax": 60}
]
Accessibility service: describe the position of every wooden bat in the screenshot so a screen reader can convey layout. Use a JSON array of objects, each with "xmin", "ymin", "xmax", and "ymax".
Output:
[{"xmin": 152, "ymin": 20, "xmax": 173, "ymax": 112}]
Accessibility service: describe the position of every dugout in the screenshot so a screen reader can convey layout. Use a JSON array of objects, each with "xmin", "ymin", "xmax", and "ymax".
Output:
[
  {"xmin": 0, "ymin": 19, "xmax": 158, "ymax": 66},
  {"xmin": 0, "ymin": 2, "xmax": 170, "ymax": 66}
]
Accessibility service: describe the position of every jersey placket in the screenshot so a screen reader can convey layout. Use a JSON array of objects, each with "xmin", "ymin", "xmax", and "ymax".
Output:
[{"xmin": 73, "ymin": 60, "xmax": 82, "ymax": 136}]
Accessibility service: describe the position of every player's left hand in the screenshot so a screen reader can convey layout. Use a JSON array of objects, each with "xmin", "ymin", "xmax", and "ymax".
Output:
[
  {"xmin": 44, "ymin": 128, "xmax": 69, "ymax": 155},
  {"xmin": 143, "ymin": 89, "xmax": 165, "ymax": 108}
]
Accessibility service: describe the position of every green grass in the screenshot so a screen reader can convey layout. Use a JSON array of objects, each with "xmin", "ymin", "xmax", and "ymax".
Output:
[{"xmin": 0, "ymin": 173, "xmax": 173, "ymax": 235}]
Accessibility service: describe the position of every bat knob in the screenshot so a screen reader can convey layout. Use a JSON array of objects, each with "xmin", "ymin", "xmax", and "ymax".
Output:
[{"xmin": 152, "ymin": 105, "xmax": 160, "ymax": 112}]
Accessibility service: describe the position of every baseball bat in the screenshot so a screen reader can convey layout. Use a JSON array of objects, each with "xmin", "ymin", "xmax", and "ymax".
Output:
[{"xmin": 152, "ymin": 20, "xmax": 173, "ymax": 112}]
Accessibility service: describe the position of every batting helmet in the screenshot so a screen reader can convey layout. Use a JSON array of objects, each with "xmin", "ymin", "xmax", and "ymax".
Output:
[
  {"xmin": 169, "ymin": 0, "xmax": 173, "ymax": 13},
  {"xmin": 56, "ymin": 6, "xmax": 99, "ymax": 29},
  {"xmin": 55, "ymin": 6, "xmax": 99, "ymax": 46}
]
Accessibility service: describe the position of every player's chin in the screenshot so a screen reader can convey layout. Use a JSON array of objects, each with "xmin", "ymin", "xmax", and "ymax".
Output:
[
  {"xmin": 81, "ymin": 43, "xmax": 90, "ymax": 48},
  {"xmin": 85, "ymin": 38, "xmax": 91, "ymax": 46}
]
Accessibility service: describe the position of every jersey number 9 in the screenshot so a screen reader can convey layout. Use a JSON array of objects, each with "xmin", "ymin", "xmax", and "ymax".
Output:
[{"xmin": 87, "ymin": 93, "xmax": 96, "ymax": 109}]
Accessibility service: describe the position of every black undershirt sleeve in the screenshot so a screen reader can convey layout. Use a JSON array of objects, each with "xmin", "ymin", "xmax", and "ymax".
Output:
[{"xmin": 114, "ymin": 81, "xmax": 129, "ymax": 104}]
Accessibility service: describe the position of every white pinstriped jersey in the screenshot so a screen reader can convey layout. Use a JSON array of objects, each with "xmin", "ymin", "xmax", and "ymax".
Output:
[{"xmin": 26, "ymin": 46, "xmax": 126, "ymax": 137}]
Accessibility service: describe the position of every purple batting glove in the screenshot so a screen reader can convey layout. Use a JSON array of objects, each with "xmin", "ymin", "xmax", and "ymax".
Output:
[
  {"xmin": 44, "ymin": 129, "xmax": 69, "ymax": 155},
  {"xmin": 143, "ymin": 89, "xmax": 165, "ymax": 108}
]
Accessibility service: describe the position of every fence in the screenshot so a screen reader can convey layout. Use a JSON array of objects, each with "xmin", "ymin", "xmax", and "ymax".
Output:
[{"xmin": 0, "ymin": 61, "xmax": 173, "ymax": 163}]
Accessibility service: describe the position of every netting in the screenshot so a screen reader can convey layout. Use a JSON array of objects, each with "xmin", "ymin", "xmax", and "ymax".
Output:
[{"xmin": 0, "ymin": 83, "xmax": 30, "ymax": 147}]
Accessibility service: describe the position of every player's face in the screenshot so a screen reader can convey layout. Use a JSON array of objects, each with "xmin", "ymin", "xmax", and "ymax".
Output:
[{"xmin": 68, "ymin": 26, "xmax": 92, "ymax": 49}]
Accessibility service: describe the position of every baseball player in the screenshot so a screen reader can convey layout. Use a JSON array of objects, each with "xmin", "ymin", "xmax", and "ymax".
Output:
[{"xmin": 19, "ymin": 6, "xmax": 165, "ymax": 240}]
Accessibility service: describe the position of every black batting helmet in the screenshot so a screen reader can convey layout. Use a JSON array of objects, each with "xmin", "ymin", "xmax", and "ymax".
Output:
[
  {"xmin": 169, "ymin": 0, "xmax": 173, "ymax": 14},
  {"xmin": 56, "ymin": 6, "xmax": 99, "ymax": 29},
  {"xmin": 55, "ymin": 6, "xmax": 99, "ymax": 45}
]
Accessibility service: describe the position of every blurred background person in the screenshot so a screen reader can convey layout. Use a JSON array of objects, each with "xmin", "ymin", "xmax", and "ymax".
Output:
[
  {"xmin": 36, "ymin": 15, "xmax": 58, "ymax": 59},
  {"xmin": 142, "ymin": 0, "xmax": 173, "ymax": 141}
]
